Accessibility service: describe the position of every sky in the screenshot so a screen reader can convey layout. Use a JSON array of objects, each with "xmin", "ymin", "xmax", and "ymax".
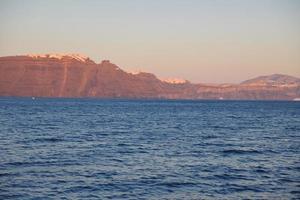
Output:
[{"xmin": 0, "ymin": 0, "xmax": 299, "ymax": 83}]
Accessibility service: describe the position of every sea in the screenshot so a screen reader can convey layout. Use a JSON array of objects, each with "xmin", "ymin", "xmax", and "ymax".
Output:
[{"xmin": 0, "ymin": 98, "xmax": 299, "ymax": 199}]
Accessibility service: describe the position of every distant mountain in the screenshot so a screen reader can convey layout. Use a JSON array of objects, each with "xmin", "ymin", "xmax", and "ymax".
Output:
[
  {"xmin": 241, "ymin": 74, "xmax": 300, "ymax": 86},
  {"xmin": 0, "ymin": 54, "xmax": 299, "ymax": 100}
]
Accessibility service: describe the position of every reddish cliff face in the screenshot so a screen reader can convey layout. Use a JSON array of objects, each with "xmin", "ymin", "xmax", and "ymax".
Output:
[
  {"xmin": 0, "ymin": 54, "xmax": 299, "ymax": 100},
  {"xmin": 0, "ymin": 55, "xmax": 180, "ymax": 98}
]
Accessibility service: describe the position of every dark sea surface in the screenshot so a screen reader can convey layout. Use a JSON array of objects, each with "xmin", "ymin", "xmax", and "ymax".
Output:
[{"xmin": 0, "ymin": 98, "xmax": 299, "ymax": 199}]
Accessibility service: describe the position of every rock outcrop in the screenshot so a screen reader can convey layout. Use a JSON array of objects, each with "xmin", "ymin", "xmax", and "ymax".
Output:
[{"xmin": 0, "ymin": 54, "xmax": 299, "ymax": 100}]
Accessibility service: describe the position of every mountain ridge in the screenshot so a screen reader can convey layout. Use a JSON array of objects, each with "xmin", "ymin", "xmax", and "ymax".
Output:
[{"xmin": 0, "ymin": 54, "xmax": 299, "ymax": 100}]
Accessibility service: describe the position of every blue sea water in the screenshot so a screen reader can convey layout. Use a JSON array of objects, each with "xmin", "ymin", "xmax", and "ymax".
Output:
[{"xmin": 0, "ymin": 98, "xmax": 299, "ymax": 199}]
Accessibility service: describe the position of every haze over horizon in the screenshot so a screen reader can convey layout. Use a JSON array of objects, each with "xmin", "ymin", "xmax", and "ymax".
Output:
[{"xmin": 0, "ymin": 0, "xmax": 299, "ymax": 83}]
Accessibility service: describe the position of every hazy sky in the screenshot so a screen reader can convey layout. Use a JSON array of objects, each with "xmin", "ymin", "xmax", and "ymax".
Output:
[{"xmin": 0, "ymin": 0, "xmax": 299, "ymax": 83}]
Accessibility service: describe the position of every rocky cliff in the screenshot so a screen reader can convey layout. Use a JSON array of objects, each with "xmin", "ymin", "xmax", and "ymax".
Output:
[{"xmin": 0, "ymin": 54, "xmax": 299, "ymax": 100}]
